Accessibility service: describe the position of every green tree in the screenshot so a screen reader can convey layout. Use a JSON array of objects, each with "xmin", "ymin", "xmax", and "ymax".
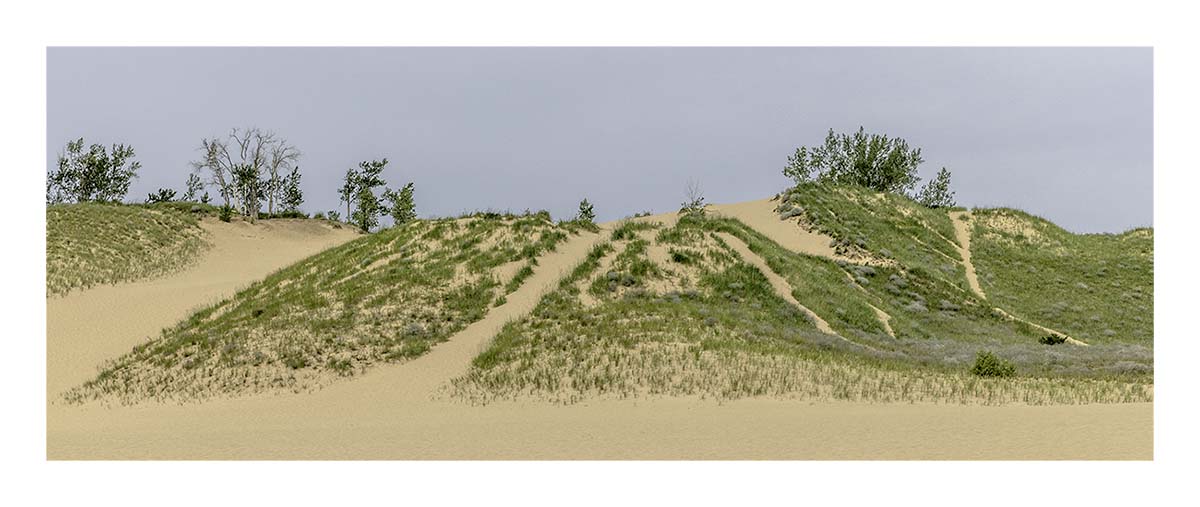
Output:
[
  {"xmin": 383, "ymin": 182, "xmax": 417, "ymax": 225},
  {"xmin": 915, "ymin": 167, "xmax": 956, "ymax": 208},
  {"xmin": 232, "ymin": 163, "xmax": 264, "ymax": 222},
  {"xmin": 349, "ymin": 159, "xmax": 389, "ymax": 232},
  {"xmin": 783, "ymin": 127, "xmax": 925, "ymax": 194},
  {"xmin": 145, "ymin": 188, "xmax": 177, "ymax": 204},
  {"xmin": 183, "ymin": 173, "xmax": 204, "ymax": 202},
  {"xmin": 352, "ymin": 186, "xmax": 381, "ymax": 232},
  {"xmin": 281, "ymin": 167, "xmax": 304, "ymax": 213},
  {"xmin": 576, "ymin": 198, "xmax": 595, "ymax": 222},
  {"xmin": 338, "ymin": 167, "xmax": 359, "ymax": 220},
  {"xmin": 47, "ymin": 138, "xmax": 141, "ymax": 204}
]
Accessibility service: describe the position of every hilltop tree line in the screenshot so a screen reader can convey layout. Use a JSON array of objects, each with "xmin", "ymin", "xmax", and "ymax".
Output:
[
  {"xmin": 46, "ymin": 125, "xmax": 960, "ymax": 235},
  {"xmin": 46, "ymin": 127, "xmax": 420, "ymax": 233}
]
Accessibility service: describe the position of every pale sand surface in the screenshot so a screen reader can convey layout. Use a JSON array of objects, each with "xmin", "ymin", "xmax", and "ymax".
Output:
[
  {"xmin": 46, "ymin": 218, "xmax": 360, "ymax": 396},
  {"xmin": 47, "ymin": 207, "xmax": 1151, "ymax": 459},
  {"xmin": 709, "ymin": 199, "xmax": 843, "ymax": 259}
]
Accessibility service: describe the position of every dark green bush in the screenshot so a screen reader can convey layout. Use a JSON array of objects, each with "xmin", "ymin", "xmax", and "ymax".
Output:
[
  {"xmin": 218, "ymin": 204, "xmax": 233, "ymax": 222},
  {"xmin": 970, "ymin": 351, "xmax": 1016, "ymax": 378},
  {"xmin": 1039, "ymin": 334, "xmax": 1068, "ymax": 345}
]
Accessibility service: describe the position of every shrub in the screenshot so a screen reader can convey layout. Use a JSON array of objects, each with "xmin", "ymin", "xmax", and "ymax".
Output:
[
  {"xmin": 218, "ymin": 204, "xmax": 233, "ymax": 222},
  {"xmin": 576, "ymin": 198, "xmax": 596, "ymax": 222},
  {"xmin": 782, "ymin": 127, "xmax": 932, "ymax": 196},
  {"xmin": 1039, "ymin": 334, "xmax": 1068, "ymax": 345},
  {"xmin": 146, "ymin": 187, "xmax": 177, "ymax": 204},
  {"xmin": 970, "ymin": 351, "xmax": 1016, "ymax": 378}
]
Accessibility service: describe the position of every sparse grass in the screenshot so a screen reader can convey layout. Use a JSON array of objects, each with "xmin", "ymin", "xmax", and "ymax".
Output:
[
  {"xmin": 453, "ymin": 214, "xmax": 1152, "ymax": 405},
  {"xmin": 46, "ymin": 202, "xmax": 211, "ymax": 296},
  {"xmin": 970, "ymin": 208, "xmax": 1153, "ymax": 345},
  {"xmin": 66, "ymin": 215, "xmax": 582, "ymax": 404}
]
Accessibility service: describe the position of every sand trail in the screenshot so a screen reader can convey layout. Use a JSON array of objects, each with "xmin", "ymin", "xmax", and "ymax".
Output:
[
  {"xmin": 715, "ymin": 232, "xmax": 840, "ymax": 337},
  {"xmin": 948, "ymin": 211, "xmax": 1088, "ymax": 346},
  {"xmin": 46, "ymin": 218, "xmax": 360, "ymax": 397}
]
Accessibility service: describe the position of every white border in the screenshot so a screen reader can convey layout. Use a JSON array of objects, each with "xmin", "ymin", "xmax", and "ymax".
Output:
[{"xmin": 3, "ymin": 1, "xmax": 1196, "ymax": 505}]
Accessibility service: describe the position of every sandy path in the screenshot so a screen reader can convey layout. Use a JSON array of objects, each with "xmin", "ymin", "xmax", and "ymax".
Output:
[
  {"xmin": 46, "ymin": 207, "xmax": 1143, "ymax": 459},
  {"xmin": 46, "ymin": 218, "xmax": 360, "ymax": 397},
  {"xmin": 715, "ymin": 232, "xmax": 839, "ymax": 337},
  {"xmin": 948, "ymin": 211, "xmax": 1087, "ymax": 346},
  {"xmin": 949, "ymin": 211, "xmax": 986, "ymax": 299},
  {"xmin": 710, "ymin": 199, "xmax": 843, "ymax": 259}
]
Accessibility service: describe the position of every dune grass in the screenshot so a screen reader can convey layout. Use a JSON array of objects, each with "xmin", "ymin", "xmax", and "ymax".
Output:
[
  {"xmin": 66, "ymin": 214, "xmax": 583, "ymax": 404},
  {"xmin": 453, "ymin": 214, "xmax": 1152, "ymax": 405},
  {"xmin": 46, "ymin": 202, "xmax": 211, "ymax": 296},
  {"xmin": 969, "ymin": 208, "xmax": 1153, "ymax": 346}
]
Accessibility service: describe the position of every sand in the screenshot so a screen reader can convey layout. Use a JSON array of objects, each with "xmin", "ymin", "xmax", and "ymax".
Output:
[
  {"xmin": 709, "ymin": 199, "xmax": 843, "ymax": 259},
  {"xmin": 715, "ymin": 231, "xmax": 838, "ymax": 336},
  {"xmin": 46, "ymin": 208, "xmax": 1150, "ymax": 460},
  {"xmin": 46, "ymin": 218, "xmax": 360, "ymax": 397}
]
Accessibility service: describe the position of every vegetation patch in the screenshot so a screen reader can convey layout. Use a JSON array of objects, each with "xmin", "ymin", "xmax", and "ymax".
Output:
[
  {"xmin": 970, "ymin": 208, "xmax": 1153, "ymax": 346},
  {"xmin": 46, "ymin": 202, "xmax": 211, "ymax": 296},
  {"xmin": 66, "ymin": 215, "xmax": 581, "ymax": 404}
]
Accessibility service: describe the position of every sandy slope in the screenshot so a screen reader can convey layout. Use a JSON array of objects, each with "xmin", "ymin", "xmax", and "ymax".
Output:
[
  {"xmin": 709, "ymin": 199, "xmax": 843, "ymax": 259},
  {"xmin": 46, "ymin": 207, "xmax": 1148, "ymax": 459},
  {"xmin": 46, "ymin": 218, "xmax": 360, "ymax": 397}
]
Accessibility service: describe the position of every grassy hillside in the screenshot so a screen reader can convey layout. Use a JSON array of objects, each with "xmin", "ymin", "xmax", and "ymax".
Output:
[
  {"xmin": 453, "ymin": 213, "xmax": 1151, "ymax": 405},
  {"xmin": 969, "ymin": 208, "xmax": 1153, "ymax": 346},
  {"xmin": 46, "ymin": 203, "xmax": 211, "ymax": 296},
  {"xmin": 66, "ymin": 213, "xmax": 592, "ymax": 403}
]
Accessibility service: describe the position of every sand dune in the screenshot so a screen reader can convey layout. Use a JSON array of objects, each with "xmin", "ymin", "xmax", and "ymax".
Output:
[
  {"xmin": 46, "ymin": 207, "xmax": 1150, "ymax": 460},
  {"xmin": 46, "ymin": 218, "xmax": 360, "ymax": 397}
]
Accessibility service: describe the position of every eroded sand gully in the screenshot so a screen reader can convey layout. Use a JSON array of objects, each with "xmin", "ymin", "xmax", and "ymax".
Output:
[{"xmin": 47, "ymin": 209, "xmax": 1147, "ymax": 459}]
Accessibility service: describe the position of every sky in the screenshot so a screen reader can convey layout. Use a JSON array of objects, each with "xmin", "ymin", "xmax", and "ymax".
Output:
[{"xmin": 46, "ymin": 47, "xmax": 1152, "ymax": 233}]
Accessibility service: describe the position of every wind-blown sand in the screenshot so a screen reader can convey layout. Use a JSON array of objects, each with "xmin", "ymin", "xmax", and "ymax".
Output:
[
  {"xmin": 46, "ymin": 218, "xmax": 360, "ymax": 396},
  {"xmin": 46, "ymin": 208, "xmax": 1151, "ymax": 460}
]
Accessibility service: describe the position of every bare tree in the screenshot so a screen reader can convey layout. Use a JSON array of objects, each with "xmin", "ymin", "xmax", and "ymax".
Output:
[
  {"xmin": 266, "ymin": 138, "xmax": 301, "ymax": 215},
  {"xmin": 192, "ymin": 128, "xmax": 296, "ymax": 222}
]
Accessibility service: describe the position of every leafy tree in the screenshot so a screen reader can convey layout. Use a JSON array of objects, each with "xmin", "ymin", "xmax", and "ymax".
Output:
[
  {"xmin": 183, "ymin": 173, "xmax": 204, "ymax": 202},
  {"xmin": 47, "ymin": 138, "xmax": 141, "ymax": 204},
  {"xmin": 783, "ymin": 127, "xmax": 925, "ymax": 194},
  {"xmin": 383, "ymin": 182, "xmax": 417, "ymax": 226},
  {"xmin": 328, "ymin": 210, "xmax": 341, "ymax": 223},
  {"xmin": 145, "ymin": 188, "xmax": 177, "ymax": 204},
  {"xmin": 915, "ymin": 167, "xmax": 956, "ymax": 208},
  {"xmin": 349, "ymin": 159, "xmax": 389, "ymax": 232},
  {"xmin": 576, "ymin": 198, "xmax": 596, "ymax": 222},
  {"xmin": 338, "ymin": 167, "xmax": 359, "ymax": 220},
  {"xmin": 281, "ymin": 167, "xmax": 304, "ymax": 213},
  {"xmin": 231, "ymin": 163, "xmax": 264, "ymax": 222},
  {"xmin": 352, "ymin": 187, "xmax": 381, "ymax": 232}
]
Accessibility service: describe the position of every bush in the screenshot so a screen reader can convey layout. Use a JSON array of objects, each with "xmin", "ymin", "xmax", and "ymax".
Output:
[
  {"xmin": 783, "ymin": 127, "xmax": 926, "ymax": 195},
  {"xmin": 970, "ymin": 351, "xmax": 1016, "ymax": 378},
  {"xmin": 1039, "ymin": 334, "xmax": 1068, "ymax": 345},
  {"xmin": 576, "ymin": 198, "xmax": 596, "ymax": 222},
  {"xmin": 218, "ymin": 204, "xmax": 233, "ymax": 222}
]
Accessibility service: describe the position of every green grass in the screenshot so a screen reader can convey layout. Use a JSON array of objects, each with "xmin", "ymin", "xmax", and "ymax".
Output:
[
  {"xmin": 46, "ymin": 202, "xmax": 211, "ymax": 296},
  {"xmin": 970, "ymin": 208, "xmax": 1153, "ymax": 346},
  {"xmin": 453, "ymin": 214, "xmax": 1152, "ymax": 405},
  {"xmin": 66, "ymin": 215, "xmax": 583, "ymax": 404}
]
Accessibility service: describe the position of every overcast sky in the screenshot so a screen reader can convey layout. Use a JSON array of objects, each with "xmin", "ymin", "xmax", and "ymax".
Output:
[{"xmin": 47, "ymin": 47, "xmax": 1151, "ymax": 233}]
